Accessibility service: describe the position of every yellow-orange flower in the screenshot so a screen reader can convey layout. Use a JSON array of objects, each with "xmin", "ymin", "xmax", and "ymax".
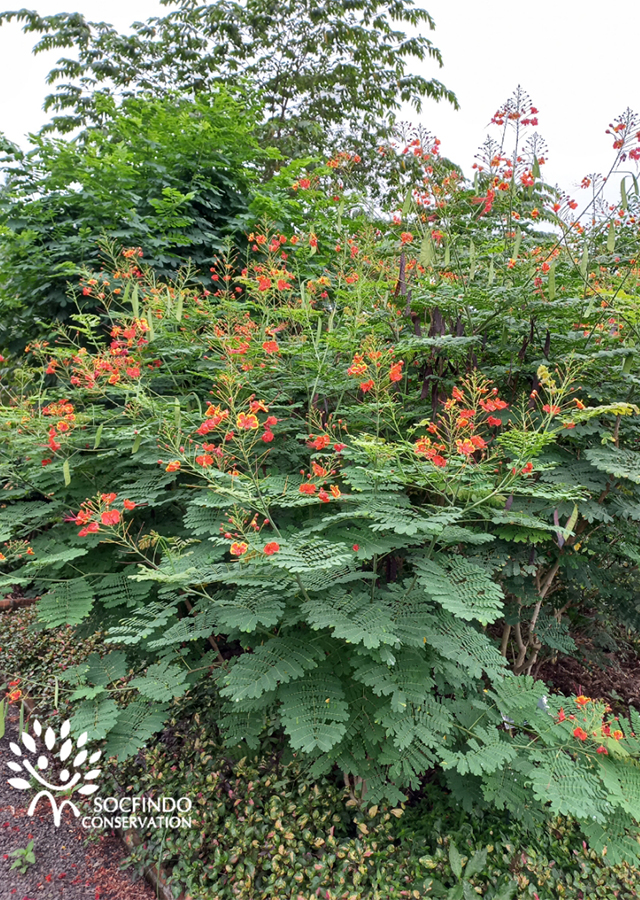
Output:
[
  {"xmin": 230, "ymin": 542, "xmax": 248, "ymax": 556},
  {"xmin": 236, "ymin": 413, "xmax": 260, "ymax": 430}
]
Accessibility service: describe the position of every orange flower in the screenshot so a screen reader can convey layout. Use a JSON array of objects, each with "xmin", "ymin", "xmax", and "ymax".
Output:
[
  {"xmin": 101, "ymin": 492, "xmax": 117, "ymax": 504},
  {"xmin": 8, "ymin": 689, "xmax": 22, "ymax": 703},
  {"xmin": 230, "ymin": 542, "xmax": 248, "ymax": 556},
  {"xmin": 123, "ymin": 499, "xmax": 136, "ymax": 510},
  {"xmin": 389, "ymin": 361, "xmax": 404, "ymax": 382},
  {"xmin": 487, "ymin": 416, "xmax": 502, "ymax": 427},
  {"xmin": 575, "ymin": 695, "xmax": 591, "ymax": 706},
  {"xmin": 330, "ymin": 485, "xmax": 341, "ymax": 499},
  {"xmin": 400, "ymin": 232, "xmax": 414, "ymax": 244},
  {"xmin": 250, "ymin": 400, "xmax": 269, "ymax": 413},
  {"xmin": 318, "ymin": 489, "xmax": 330, "ymax": 503},
  {"xmin": 596, "ymin": 745, "xmax": 608, "ymax": 754},
  {"xmin": 299, "ymin": 483, "xmax": 317, "ymax": 495},
  {"xmin": 360, "ymin": 379, "xmax": 374, "ymax": 393},
  {"xmin": 312, "ymin": 462, "xmax": 328, "ymax": 477},
  {"xmin": 262, "ymin": 430, "xmax": 274, "ymax": 442},
  {"xmin": 456, "ymin": 439, "xmax": 476, "ymax": 456},
  {"xmin": 263, "ymin": 542, "xmax": 280, "ymax": 555},
  {"xmin": 308, "ymin": 435, "xmax": 331, "ymax": 451},
  {"xmin": 196, "ymin": 454, "xmax": 214, "ymax": 467},
  {"xmin": 573, "ymin": 727, "xmax": 588, "ymax": 741},
  {"xmin": 262, "ymin": 340, "xmax": 279, "ymax": 353},
  {"xmin": 557, "ymin": 707, "xmax": 566, "ymax": 722},
  {"xmin": 236, "ymin": 413, "xmax": 260, "ymax": 430},
  {"xmin": 347, "ymin": 354, "xmax": 367, "ymax": 377},
  {"xmin": 613, "ymin": 730, "xmax": 624, "ymax": 740},
  {"xmin": 101, "ymin": 509, "xmax": 121, "ymax": 526},
  {"xmin": 166, "ymin": 461, "xmax": 181, "ymax": 472},
  {"xmin": 542, "ymin": 404, "xmax": 561, "ymax": 415},
  {"xmin": 574, "ymin": 398, "xmax": 586, "ymax": 410}
]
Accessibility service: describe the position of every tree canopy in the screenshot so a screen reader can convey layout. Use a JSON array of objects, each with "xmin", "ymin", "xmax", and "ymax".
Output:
[{"xmin": 0, "ymin": 0, "xmax": 457, "ymax": 156}]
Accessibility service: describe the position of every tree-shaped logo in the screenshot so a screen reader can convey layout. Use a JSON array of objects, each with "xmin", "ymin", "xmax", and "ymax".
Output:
[{"xmin": 6, "ymin": 719, "xmax": 101, "ymax": 826}]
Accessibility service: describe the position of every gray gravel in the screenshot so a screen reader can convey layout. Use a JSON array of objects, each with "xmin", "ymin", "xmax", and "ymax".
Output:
[{"xmin": 0, "ymin": 710, "xmax": 155, "ymax": 900}]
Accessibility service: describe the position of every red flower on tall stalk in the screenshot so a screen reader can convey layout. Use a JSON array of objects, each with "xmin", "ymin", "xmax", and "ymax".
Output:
[
  {"xmin": 263, "ymin": 542, "xmax": 280, "ymax": 555},
  {"xmin": 101, "ymin": 509, "xmax": 121, "ymax": 526}
]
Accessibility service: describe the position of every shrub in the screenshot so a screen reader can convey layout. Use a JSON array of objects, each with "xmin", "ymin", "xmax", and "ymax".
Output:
[{"xmin": 2, "ymin": 91, "xmax": 640, "ymax": 859}]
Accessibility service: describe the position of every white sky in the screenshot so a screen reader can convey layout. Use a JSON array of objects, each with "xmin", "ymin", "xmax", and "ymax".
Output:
[{"xmin": 0, "ymin": 0, "xmax": 639, "ymax": 200}]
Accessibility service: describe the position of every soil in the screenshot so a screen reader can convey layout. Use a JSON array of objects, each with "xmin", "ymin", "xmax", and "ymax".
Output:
[
  {"xmin": 0, "ymin": 710, "xmax": 156, "ymax": 900},
  {"xmin": 537, "ymin": 637, "xmax": 640, "ymax": 714}
]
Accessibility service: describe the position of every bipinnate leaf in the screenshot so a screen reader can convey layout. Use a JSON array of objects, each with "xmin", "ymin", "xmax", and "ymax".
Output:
[{"xmin": 129, "ymin": 659, "xmax": 189, "ymax": 701}]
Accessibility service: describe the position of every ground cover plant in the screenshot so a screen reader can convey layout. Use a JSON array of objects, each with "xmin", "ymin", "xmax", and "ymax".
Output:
[
  {"xmin": 2, "ymin": 88, "xmax": 640, "ymax": 872},
  {"xmin": 2, "ymin": 611, "xmax": 639, "ymax": 900}
]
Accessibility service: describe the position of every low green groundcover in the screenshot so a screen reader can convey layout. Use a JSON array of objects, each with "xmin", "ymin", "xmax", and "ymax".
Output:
[{"xmin": 1, "ymin": 608, "xmax": 639, "ymax": 900}]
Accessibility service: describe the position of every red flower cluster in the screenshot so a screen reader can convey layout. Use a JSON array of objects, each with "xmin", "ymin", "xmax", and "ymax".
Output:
[
  {"xmin": 68, "ymin": 319, "xmax": 149, "ymax": 389},
  {"xmin": 42, "ymin": 399, "xmax": 76, "ymax": 455},
  {"xmin": 74, "ymin": 494, "xmax": 136, "ymax": 536}
]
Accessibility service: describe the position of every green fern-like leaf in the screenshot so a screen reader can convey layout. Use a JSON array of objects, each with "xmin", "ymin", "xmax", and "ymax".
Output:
[
  {"xmin": 105, "ymin": 602, "xmax": 178, "ymax": 644},
  {"xmin": 351, "ymin": 649, "xmax": 435, "ymax": 714},
  {"xmin": 581, "ymin": 817, "xmax": 640, "ymax": 865},
  {"xmin": 585, "ymin": 446, "xmax": 640, "ymax": 484},
  {"xmin": 440, "ymin": 727, "xmax": 517, "ymax": 777},
  {"xmin": 278, "ymin": 667, "xmax": 350, "ymax": 752},
  {"xmin": 530, "ymin": 751, "xmax": 609, "ymax": 821},
  {"xmin": 301, "ymin": 589, "xmax": 398, "ymax": 649},
  {"xmin": 93, "ymin": 573, "xmax": 153, "ymax": 609},
  {"xmin": 423, "ymin": 610, "xmax": 508, "ymax": 679},
  {"xmin": 129, "ymin": 659, "xmax": 189, "ymax": 701},
  {"xmin": 70, "ymin": 697, "xmax": 119, "ymax": 741},
  {"xmin": 413, "ymin": 556, "xmax": 504, "ymax": 625},
  {"xmin": 84, "ymin": 650, "xmax": 128, "ymax": 686},
  {"xmin": 268, "ymin": 536, "xmax": 353, "ymax": 573},
  {"xmin": 102, "ymin": 701, "xmax": 170, "ymax": 760},
  {"xmin": 213, "ymin": 588, "xmax": 286, "ymax": 632},
  {"xmin": 220, "ymin": 636, "xmax": 327, "ymax": 702},
  {"xmin": 0, "ymin": 500, "xmax": 62, "ymax": 541},
  {"xmin": 38, "ymin": 577, "xmax": 94, "ymax": 626}
]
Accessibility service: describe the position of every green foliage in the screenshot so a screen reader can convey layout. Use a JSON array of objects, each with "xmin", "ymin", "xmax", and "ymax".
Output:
[
  {"xmin": 0, "ymin": 90, "xmax": 264, "ymax": 349},
  {"xmin": 2, "ymin": 88, "xmax": 640, "ymax": 858},
  {"xmin": 9, "ymin": 839, "xmax": 36, "ymax": 873}
]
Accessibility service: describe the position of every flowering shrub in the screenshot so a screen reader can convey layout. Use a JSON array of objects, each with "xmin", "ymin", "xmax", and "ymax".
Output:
[{"xmin": 2, "ymin": 90, "xmax": 640, "ymax": 860}]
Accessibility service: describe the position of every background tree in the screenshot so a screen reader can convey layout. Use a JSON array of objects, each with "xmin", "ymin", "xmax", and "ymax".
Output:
[
  {"xmin": 0, "ymin": 90, "xmax": 267, "ymax": 349},
  {"xmin": 0, "ymin": 0, "xmax": 458, "ymax": 158}
]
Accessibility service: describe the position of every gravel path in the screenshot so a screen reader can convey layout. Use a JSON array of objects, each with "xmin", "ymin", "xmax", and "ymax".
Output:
[{"xmin": 0, "ymin": 710, "xmax": 156, "ymax": 900}]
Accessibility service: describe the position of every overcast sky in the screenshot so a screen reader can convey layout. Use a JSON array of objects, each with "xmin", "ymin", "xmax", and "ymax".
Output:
[{"xmin": 0, "ymin": 0, "xmax": 639, "ymax": 200}]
